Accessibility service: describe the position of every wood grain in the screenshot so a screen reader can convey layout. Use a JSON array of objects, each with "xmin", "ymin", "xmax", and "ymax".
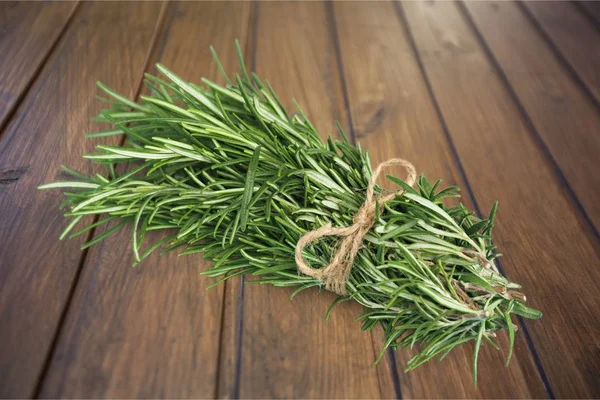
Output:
[
  {"xmin": 523, "ymin": 1, "xmax": 600, "ymax": 104},
  {"xmin": 401, "ymin": 1, "xmax": 600, "ymax": 397},
  {"xmin": 217, "ymin": 2, "xmax": 388, "ymax": 398},
  {"xmin": 0, "ymin": 1, "xmax": 77, "ymax": 130},
  {"xmin": 332, "ymin": 2, "xmax": 546, "ymax": 398},
  {"xmin": 463, "ymin": 1, "xmax": 600, "ymax": 234},
  {"xmin": 38, "ymin": 2, "xmax": 252, "ymax": 398},
  {"xmin": 0, "ymin": 3, "xmax": 162, "ymax": 398}
]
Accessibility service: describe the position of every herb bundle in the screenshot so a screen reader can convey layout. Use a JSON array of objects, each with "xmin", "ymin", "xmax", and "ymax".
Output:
[{"xmin": 40, "ymin": 41, "xmax": 541, "ymax": 385}]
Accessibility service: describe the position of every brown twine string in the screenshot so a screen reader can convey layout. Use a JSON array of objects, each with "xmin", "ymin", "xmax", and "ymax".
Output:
[{"xmin": 294, "ymin": 158, "xmax": 417, "ymax": 296}]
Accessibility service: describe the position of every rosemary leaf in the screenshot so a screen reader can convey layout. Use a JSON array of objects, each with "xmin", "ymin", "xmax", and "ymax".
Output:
[{"xmin": 40, "ymin": 42, "xmax": 542, "ymax": 384}]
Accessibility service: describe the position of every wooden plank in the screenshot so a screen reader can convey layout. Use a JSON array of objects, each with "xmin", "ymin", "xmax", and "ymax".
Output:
[
  {"xmin": 523, "ymin": 1, "xmax": 600, "ymax": 104},
  {"xmin": 576, "ymin": 1, "xmax": 600, "ymax": 27},
  {"xmin": 0, "ymin": 2, "xmax": 163, "ymax": 398},
  {"xmin": 0, "ymin": 1, "xmax": 77, "ymax": 130},
  {"xmin": 216, "ymin": 2, "xmax": 390, "ymax": 398},
  {"xmin": 400, "ymin": 1, "xmax": 600, "ymax": 397},
  {"xmin": 38, "ymin": 2, "xmax": 252, "ymax": 398},
  {"xmin": 463, "ymin": 1, "xmax": 600, "ymax": 234},
  {"xmin": 332, "ymin": 2, "xmax": 547, "ymax": 398}
]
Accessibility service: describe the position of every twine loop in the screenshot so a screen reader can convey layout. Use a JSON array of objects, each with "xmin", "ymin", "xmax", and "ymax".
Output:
[{"xmin": 295, "ymin": 158, "xmax": 417, "ymax": 296}]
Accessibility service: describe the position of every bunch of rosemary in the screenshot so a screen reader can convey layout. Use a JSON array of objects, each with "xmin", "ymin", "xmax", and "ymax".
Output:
[{"xmin": 40, "ymin": 41, "xmax": 541, "ymax": 385}]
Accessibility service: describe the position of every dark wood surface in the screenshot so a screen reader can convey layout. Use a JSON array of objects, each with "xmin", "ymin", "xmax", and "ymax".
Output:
[
  {"xmin": 335, "ymin": 2, "xmax": 547, "ymax": 397},
  {"xmin": 0, "ymin": 1, "xmax": 598, "ymax": 398},
  {"xmin": 0, "ymin": 2, "xmax": 163, "ymax": 397},
  {"xmin": 524, "ymin": 1, "xmax": 600, "ymax": 104},
  {"xmin": 576, "ymin": 1, "xmax": 600, "ymax": 27},
  {"xmin": 37, "ymin": 3, "xmax": 247, "ymax": 398},
  {"xmin": 465, "ymin": 1, "xmax": 600, "ymax": 234},
  {"xmin": 220, "ymin": 3, "xmax": 386, "ymax": 399},
  {"xmin": 409, "ymin": 2, "xmax": 600, "ymax": 397},
  {"xmin": 0, "ymin": 1, "xmax": 78, "ymax": 129}
]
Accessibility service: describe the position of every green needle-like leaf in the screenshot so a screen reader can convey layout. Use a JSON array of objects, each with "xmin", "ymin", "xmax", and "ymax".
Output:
[
  {"xmin": 40, "ymin": 42, "xmax": 542, "ymax": 386},
  {"xmin": 240, "ymin": 146, "xmax": 261, "ymax": 232}
]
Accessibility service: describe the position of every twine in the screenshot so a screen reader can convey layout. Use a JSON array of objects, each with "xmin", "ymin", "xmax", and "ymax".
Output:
[{"xmin": 295, "ymin": 158, "xmax": 417, "ymax": 296}]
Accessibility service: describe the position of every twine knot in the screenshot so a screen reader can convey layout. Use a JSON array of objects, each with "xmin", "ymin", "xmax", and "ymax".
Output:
[
  {"xmin": 295, "ymin": 158, "xmax": 417, "ymax": 296},
  {"xmin": 353, "ymin": 206, "xmax": 373, "ymax": 226}
]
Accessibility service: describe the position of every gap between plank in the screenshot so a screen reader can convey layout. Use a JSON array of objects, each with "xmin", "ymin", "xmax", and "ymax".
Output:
[
  {"xmin": 0, "ymin": 2, "xmax": 81, "ymax": 143},
  {"xmin": 517, "ymin": 1, "xmax": 600, "ymax": 110},
  {"xmin": 325, "ymin": 1, "xmax": 358, "ymax": 144},
  {"xmin": 231, "ymin": 3, "xmax": 260, "ymax": 398},
  {"xmin": 386, "ymin": 348, "xmax": 403, "ymax": 399},
  {"xmin": 325, "ymin": 2, "xmax": 402, "ymax": 398},
  {"xmin": 30, "ymin": 3, "xmax": 171, "ymax": 397},
  {"xmin": 213, "ymin": 0, "xmax": 233, "ymax": 377},
  {"xmin": 329, "ymin": 1, "xmax": 402, "ymax": 397},
  {"xmin": 393, "ymin": 1, "xmax": 556, "ymax": 398},
  {"xmin": 456, "ymin": 1, "xmax": 599, "ymax": 244}
]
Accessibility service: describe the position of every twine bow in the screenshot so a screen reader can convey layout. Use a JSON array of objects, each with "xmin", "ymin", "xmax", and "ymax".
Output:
[{"xmin": 295, "ymin": 158, "xmax": 417, "ymax": 296}]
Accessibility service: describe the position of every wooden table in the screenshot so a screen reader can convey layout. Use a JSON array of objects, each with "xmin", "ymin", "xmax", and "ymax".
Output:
[{"xmin": 1, "ymin": 1, "xmax": 599, "ymax": 398}]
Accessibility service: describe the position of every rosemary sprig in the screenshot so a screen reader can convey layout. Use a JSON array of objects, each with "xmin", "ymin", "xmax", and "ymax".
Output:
[{"xmin": 40, "ymin": 41, "xmax": 541, "ymax": 386}]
